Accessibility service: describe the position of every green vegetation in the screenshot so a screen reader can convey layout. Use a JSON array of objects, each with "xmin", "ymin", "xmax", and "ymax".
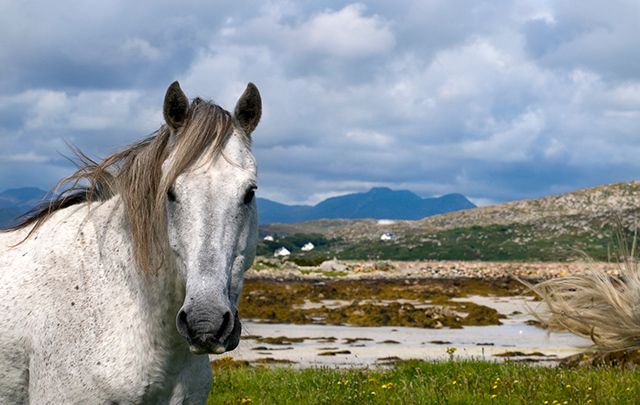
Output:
[
  {"xmin": 208, "ymin": 359, "xmax": 640, "ymax": 404},
  {"xmin": 256, "ymin": 233, "xmax": 337, "ymax": 266},
  {"xmin": 256, "ymin": 224, "xmax": 633, "ymax": 262},
  {"xmin": 256, "ymin": 233, "xmax": 335, "ymax": 256},
  {"xmin": 288, "ymin": 255, "xmax": 330, "ymax": 267},
  {"xmin": 273, "ymin": 223, "xmax": 629, "ymax": 262},
  {"xmin": 337, "ymin": 223, "xmax": 623, "ymax": 261}
]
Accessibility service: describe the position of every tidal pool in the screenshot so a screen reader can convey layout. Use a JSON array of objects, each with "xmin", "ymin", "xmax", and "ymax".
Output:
[{"xmin": 223, "ymin": 296, "xmax": 590, "ymax": 368}]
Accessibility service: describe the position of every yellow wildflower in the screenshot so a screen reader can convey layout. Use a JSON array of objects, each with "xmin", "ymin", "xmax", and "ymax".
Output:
[
  {"xmin": 241, "ymin": 398, "xmax": 252, "ymax": 404},
  {"xmin": 371, "ymin": 391, "xmax": 377, "ymax": 396}
]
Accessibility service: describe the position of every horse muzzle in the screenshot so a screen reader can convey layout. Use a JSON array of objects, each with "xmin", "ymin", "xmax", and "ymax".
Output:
[
  {"xmin": 188, "ymin": 316, "xmax": 242, "ymax": 355},
  {"xmin": 177, "ymin": 308, "xmax": 242, "ymax": 355}
]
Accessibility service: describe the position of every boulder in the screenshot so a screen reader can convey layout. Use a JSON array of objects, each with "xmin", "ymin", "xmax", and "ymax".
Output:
[{"xmin": 319, "ymin": 260, "xmax": 348, "ymax": 272}]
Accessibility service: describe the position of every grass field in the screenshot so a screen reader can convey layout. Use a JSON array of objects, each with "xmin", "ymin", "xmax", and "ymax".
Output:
[{"xmin": 207, "ymin": 359, "xmax": 640, "ymax": 404}]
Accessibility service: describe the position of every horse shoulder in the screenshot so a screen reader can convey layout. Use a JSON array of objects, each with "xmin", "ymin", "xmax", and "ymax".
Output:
[{"xmin": 0, "ymin": 201, "xmax": 152, "ymax": 402}]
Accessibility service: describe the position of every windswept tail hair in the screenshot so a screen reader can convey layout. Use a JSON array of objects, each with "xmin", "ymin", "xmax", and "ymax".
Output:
[{"xmin": 529, "ymin": 225, "xmax": 640, "ymax": 351}]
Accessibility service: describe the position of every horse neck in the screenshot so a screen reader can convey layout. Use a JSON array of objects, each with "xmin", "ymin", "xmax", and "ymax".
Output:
[{"xmin": 86, "ymin": 196, "xmax": 186, "ymax": 331}]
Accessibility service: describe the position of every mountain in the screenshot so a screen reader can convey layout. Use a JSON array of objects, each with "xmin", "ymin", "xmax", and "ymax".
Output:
[
  {"xmin": 256, "ymin": 199, "xmax": 312, "ymax": 224},
  {"xmin": 0, "ymin": 187, "xmax": 48, "ymax": 208},
  {"xmin": 257, "ymin": 187, "xmax": 476, "ymax": 224},
  {"xmin": 5, "ymin": 182, "xmax": 638, "ymax": 262},
  {"xmin": 0, "ymin": 187, "xmax": 49, "ymax": 227},
  {"xmin": 0, "ymin": 186, "xmax": 476, "ymax": 227},
  {"xmin": 259, "ymin": 181, "xmax": 640, "ymax": 262},
  {"xmin": 0, "ymin": 186, "xmax": 475, "ymax": 227}
]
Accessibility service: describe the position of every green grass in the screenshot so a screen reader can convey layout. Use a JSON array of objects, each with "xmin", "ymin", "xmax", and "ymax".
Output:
[{"xmin": 208, "ymin": 359, "xmax": 640, "ymax": 404}]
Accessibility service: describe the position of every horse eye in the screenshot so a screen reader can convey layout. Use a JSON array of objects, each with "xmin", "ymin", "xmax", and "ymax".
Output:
[
  {"xmin": 243, "ymin": 187, "xmax": 256, "ymax": 205},
  {"xmin": 167, "ymin": 188, "xmax": 177, "ymax": 203}
]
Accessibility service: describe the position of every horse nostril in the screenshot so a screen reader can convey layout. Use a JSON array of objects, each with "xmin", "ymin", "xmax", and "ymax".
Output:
[
  {"xmin": 214, "ymin": 311, "xmax": 232, "ymax": 340},
  {"xmin": 177, "ymin": 309, "xmax": 192, "ymax": 338}
]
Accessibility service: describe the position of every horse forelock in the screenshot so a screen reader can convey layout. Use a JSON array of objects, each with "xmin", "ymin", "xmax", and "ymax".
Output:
[{"xmin": 5, "ymin": 98, "xmax": 244, "ymax": 273}]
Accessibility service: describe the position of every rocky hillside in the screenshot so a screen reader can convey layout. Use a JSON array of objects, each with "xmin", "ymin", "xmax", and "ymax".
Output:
[
  {"xmin": 338, "ymin": 181, "xmax": 639, "ymax": 238},
  {"xmin": 260, "ymin": 182, "xmax": 640, "ymax": 261}
]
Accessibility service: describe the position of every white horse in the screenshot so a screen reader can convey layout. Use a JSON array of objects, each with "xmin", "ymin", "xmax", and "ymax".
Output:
[{"xmin": 0, "ymin": 81, "xmax": 261, "ymax": 404}]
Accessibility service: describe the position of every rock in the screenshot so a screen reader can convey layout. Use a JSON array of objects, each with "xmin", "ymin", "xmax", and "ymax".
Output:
[{"xmin": 319, "ymin": 260, "xmax": 348, "ymax": 272}]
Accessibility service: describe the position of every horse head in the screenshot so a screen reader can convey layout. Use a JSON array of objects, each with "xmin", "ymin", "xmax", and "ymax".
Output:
[{"xmin": 161, "ymin": 82, "xmax": 261, "ymax": 354}]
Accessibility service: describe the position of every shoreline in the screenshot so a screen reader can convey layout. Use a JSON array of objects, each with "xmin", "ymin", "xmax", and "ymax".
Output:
[{"xmin": 246, "ymin": 259, "xmax": 620, "ymax": 282}]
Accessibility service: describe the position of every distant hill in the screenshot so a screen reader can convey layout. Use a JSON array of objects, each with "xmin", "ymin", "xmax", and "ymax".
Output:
[
  {"xmin": 259, "ymin": 181, "xmax": 640, "ymax": 262},
  {"xmin": 0, "ymin": 187, "xmax": 49, "ymax": 228},
  {"xmin": 6, "ymin": 182, "xmax": 639, "ymax": 262},
  {"xmin": 0, "ymin": 186, "xmax": 476, "ymax": 227},
  {"xmin": 258, "ymin": 187, "xmax": 476, "ymax": 224}
]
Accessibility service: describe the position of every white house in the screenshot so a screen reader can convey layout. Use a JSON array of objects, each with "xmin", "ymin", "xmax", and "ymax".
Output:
[
  {"xmin": 274, "ymin": 247, "xmax": 291, "ymax": 257},
  {"xmin": 380, "ymin": 232, "xmax": 397, "ymax": 241},
  {"xmin": 263, "ymin": 235, "xmax": 274, "ymax": 242},
  {"xmin": 301, "ymin": 242, "xmax": 315, "ymax": 252}
]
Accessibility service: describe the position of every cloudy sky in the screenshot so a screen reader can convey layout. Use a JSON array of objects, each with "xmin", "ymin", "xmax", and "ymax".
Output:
[{"xmin": 1, "ymin": 1, "xmax": 639, "ymax": 205}]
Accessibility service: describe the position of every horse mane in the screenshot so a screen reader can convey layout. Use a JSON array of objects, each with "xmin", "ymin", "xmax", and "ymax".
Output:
[{"xmin": 6, "ymin": 97, "xmax": 242, "ymax": 272}]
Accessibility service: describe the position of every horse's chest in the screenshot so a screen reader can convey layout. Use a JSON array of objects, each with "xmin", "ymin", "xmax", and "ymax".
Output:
[
  {"xmin": 87, "ymin": 343, "xmax": 187, "ymax": 402},
  {"xmin": 33, "ymin": 297, "xmax": 186, "ymax": 402}
]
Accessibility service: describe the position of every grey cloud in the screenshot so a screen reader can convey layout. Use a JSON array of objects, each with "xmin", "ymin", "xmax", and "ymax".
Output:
[
  {"xmin": 1, "ymin": 0, "xmax": 639, "ymax": 207},
  {"xmin": 523, "ymin": 0, "xmax": 640, "ymax": 81},
  {"xmin": 0, "ymin": 1, "xmax": 265, "ymax": 92}
]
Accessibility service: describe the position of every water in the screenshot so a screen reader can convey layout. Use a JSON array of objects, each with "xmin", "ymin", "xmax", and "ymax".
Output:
[{"xmin": 222, "ymin": 296, "xmax": 590, "ymax": 368}]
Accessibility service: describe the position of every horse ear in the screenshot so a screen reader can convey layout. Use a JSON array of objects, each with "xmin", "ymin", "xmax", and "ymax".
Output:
[
  {"xmin": 234, "ymin": 82, "xmax": 261, "ymax": 135},
  {"xmin": 163, "ymin": 81, "xmax": 189, "ymax": 130}
]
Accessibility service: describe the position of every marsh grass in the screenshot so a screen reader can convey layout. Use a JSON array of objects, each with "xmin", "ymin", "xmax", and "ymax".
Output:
[
  {"xmin": 208, "ymin": 359, "xmax": 640, "ymax": 404},
  {"xmin": 529, "ymin": 220, "xmax": 640, "ymax": 351}
]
